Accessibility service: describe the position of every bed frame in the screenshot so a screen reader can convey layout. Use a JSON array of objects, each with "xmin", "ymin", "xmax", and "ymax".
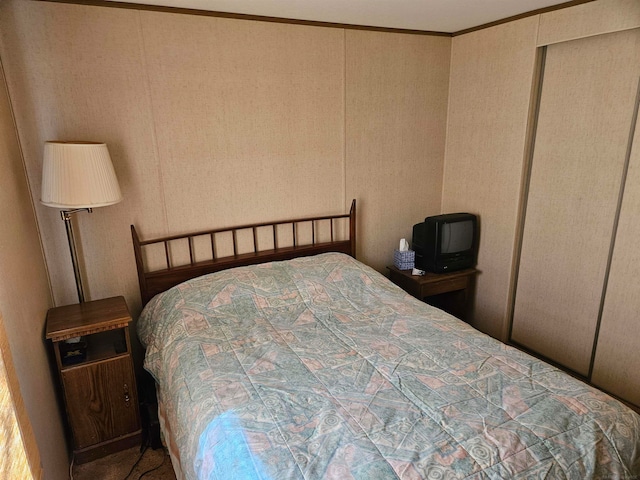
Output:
[{"xmin": 132, "ymin": 200, "xmax": 356, "ymax": 306}]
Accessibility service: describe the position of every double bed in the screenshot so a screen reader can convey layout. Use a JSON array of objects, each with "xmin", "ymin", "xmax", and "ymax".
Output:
[{"xmin": 133, "ymin": 201, "xmax": 640, "ymax": 479}]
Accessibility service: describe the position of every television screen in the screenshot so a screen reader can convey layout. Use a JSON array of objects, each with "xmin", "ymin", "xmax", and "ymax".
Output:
[{"xmin": 441, "ymin": 220, "xmax": 474, "ymax": 253}]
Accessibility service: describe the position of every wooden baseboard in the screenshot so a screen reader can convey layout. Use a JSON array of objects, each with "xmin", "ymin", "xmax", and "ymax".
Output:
[{"xmin": 73, "ymin": 430, "xmax": 142, "ymax": 465}]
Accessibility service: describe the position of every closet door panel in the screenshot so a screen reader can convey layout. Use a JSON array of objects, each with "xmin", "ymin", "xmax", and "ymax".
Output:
[
  {"xmin": 511, "ymin": 29, "xmax": 640, "ymax": 376},
  {"xmin": 592, "ymin": 109, "xmax": 640, "ymax": 406}
]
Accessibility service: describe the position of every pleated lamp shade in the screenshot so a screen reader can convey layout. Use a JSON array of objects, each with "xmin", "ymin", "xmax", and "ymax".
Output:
[{"xmin": 41, "ymin": 142, "xmax": 122, "ymax": 208}]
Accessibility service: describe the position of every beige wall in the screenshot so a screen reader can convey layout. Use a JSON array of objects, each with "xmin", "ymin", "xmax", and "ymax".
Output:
[
  {"xmin": 442, "ymin": 17, "xmax": 539, "ymax": 339},
  {"xmin": 443, "ymin": 0, "xmax": 640, "ymax": 340},
  {"xmin": 346, "ymin": 30, "xmax": 450, "ymax": 268},
  {"xmin": 0, "ymin": 1, "xmax": 450, "ymax": 319},
  {"xmin": 0, "ymin": 61, "xmax": 68, "ymax": 479}
]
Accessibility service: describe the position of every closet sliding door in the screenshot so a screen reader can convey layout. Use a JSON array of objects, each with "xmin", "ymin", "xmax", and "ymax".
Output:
[
  {"xmin": 592, "ymin": 105, "xmax": 640, "ymax": 405},
  {"xmin": 511, "ymin": 29, "xmax": 640, "ymax": 376}
]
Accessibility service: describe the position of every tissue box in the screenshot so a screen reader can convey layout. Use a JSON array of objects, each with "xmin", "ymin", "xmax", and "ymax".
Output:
[{"xmin": 393, "ymin": 249, "xmax": 415, "ymax": 270}]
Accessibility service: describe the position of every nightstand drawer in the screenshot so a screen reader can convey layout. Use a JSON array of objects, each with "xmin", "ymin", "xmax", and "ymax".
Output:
[{"xmin": 421, "ymin": 276, "xmax": 469, "ymax": 297}]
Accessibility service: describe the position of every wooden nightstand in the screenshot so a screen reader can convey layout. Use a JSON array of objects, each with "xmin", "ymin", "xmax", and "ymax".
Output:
[
  {"xmin": 387, "ymin": 266, "xmax": 477, "ymax": 321},
  {"xmin": 45, "ymin": 296, "xmax": 141, "ymax": 464}
]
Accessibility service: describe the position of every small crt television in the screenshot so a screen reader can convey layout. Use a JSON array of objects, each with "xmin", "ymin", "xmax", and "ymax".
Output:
[{"xmin": 412, "ymin": 213, "xmax": 478, "ymax": 273}]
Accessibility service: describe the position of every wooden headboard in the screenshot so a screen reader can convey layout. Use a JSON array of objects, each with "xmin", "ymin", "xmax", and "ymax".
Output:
[{"xmin": 132, "ymin": 200, "xmax": 356, "ymax": 306}]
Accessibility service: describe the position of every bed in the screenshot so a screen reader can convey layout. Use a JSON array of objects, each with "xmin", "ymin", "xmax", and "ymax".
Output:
[{"xmin": 133, "ymin": 201, "xmax": 640, "ymax": 479}]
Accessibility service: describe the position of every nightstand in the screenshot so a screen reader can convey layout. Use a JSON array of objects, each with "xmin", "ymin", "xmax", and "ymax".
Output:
[
  {"xmin": 387, "ymin": 266, "xmax": 477, "ymax": 321},
  {"xmin": 45, "ymin": 296, "xmax": 142, "ymax": 464}
]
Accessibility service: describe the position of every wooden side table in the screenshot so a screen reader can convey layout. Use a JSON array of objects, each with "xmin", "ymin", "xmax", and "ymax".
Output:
[
  {"xmin": 387, "ymin": 266, "xmax": 477, "ymax": 321},
  {"xmin": 45, "ymin": 296, "xmax": 141, "ymax": 464}
]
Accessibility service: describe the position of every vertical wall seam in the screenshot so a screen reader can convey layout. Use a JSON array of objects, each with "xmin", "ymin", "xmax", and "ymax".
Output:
[
  {"xmin": 588, "ymin": 75, "xmax": 640, "ymax": 380},
  {"xmin": 440, "ymin": 35, "xmax": 454, "ymax": 214},
  {"xmin": 136, "ymin": 9, "xmax": 170, "ymax": 237},
  {"xmin": 343, "ymin": 28, "xmax": 347, "ymax": 211}
]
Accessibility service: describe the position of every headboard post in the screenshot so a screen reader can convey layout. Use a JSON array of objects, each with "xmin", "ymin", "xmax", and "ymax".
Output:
[
  {"xmin": 349, "ymin": 199, "xmax": 356, "ymax": 258},
  {"xmin": 131, "ymin": 225, "xmax": 149, "ymax": 305}
]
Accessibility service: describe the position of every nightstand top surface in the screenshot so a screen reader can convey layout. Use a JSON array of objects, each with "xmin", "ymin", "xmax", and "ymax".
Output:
[
  {"xmin": 45, "ymin": 296, "xmax": 132, "ymax": 341},
  {"xmin": 387, "ymin": 266, "xmax": 477, "ymax": 284}
]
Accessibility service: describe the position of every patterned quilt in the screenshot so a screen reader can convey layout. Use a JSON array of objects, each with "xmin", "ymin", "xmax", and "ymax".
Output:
[{"xmin": 138, "ymin": 253, "xmax": 640, "ymax": 480}]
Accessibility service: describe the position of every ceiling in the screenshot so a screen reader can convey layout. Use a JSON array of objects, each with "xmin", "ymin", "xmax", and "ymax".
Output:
[{"xmin": 104, "ymin": 0, "xmax": 576, "ymax": 33}]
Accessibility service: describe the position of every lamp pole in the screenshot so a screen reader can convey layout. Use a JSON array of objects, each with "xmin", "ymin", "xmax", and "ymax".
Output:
[{"xmin": 61, "ymin": 208, "xmax": 92, "ymax": 303}]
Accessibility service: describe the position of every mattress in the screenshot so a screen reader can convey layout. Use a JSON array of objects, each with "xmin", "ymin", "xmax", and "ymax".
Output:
[{"xmin": 138, "ymin": 252, "xmax": 640, "ymax": 479}]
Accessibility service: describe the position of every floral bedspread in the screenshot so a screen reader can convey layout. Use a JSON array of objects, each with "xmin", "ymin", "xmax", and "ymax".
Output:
[{"xmin": 138, "ymin": 253, "xmax": 640, "ymax": 480}]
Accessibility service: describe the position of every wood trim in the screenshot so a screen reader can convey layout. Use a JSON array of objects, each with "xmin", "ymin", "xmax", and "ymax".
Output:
[
  {"xmin": 48, "ymin": 323, "xmax": 131, "ymax": 342},
  {"xmin": 45, "ymin": 296, "xmax": 132, "ymax": 341},
  {"xmin": 452, "ymin": 0, "xmax": 597, "ymax": 36},
  {"xmin": 73, "ymin": 430, "xmax": 142, "ymax": 464},
  {"xmin": 35, "ymin": 0, "xmax": 597, "ymax": 37},
  {"xmin": 132, "ymin": 200, "xmax": 357, "ymax": 306},
  {"xmin": 506, "ymin": 46, "xmax": 547, "ymax": 344},
  {"xmin": 0, "ymin": 311, "xmax": 43, "ymax": 479},
  {"xmin": 35, "ymin": 0, "xmax": 451, "ymax": 36}
]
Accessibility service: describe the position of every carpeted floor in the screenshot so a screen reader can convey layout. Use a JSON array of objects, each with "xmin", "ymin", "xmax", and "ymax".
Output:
[{"xmin": 72, "ymin": 446, "xmax": 177, "ymax": 480}]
